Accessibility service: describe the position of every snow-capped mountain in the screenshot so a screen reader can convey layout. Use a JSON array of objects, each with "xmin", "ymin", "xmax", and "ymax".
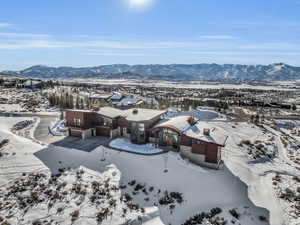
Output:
[{"xmin": 3, "ymin": 63, "xmax": 300, "ymax": 81}]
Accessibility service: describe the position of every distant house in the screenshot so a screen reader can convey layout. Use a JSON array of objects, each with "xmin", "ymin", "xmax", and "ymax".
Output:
[
  {"xmin": 65, "ymin": 107, "xmax": 166, "ymax": 144},
  {"xmin": 110, "ymin": 92, "xmax": 123, "ymax": 102},
  {"xmin": 114, "ymin": 98, "xmax": 143, "ymax": 109},
  {"xmin": 152, "ymin": 115, "xmax": 227, "ymax": 167}
]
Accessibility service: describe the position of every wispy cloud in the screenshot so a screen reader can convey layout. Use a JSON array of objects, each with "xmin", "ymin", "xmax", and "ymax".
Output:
[
  {"xmin": 0, "ymin": 32, "xmax": 50, "ymax": 38},
  {"xmin": 0, "ymin": 39, "xmax": 222, "ymax": 50},
  {"xmin": 189, "ymin": 51, "xmax": 300, "ymax": 56},
  {"xmin": 0, "ymin": 23, "xmax": 13, "ymax": 28},
  {"xmin": 198, "ymin": 35, "xmax": 237, "ymax": 40},
  {"xmin": 240, "ymin": 43, "xmax": 300, "ymax": 50},
  {"xmin": 83, "ymin": 52, "xmax": 155, "ymax": 56}
]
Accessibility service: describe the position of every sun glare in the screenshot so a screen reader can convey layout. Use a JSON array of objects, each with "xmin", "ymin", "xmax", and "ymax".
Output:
[{"xmin": 128, "ymin": 0, "xmax": 154, "ymax": 10}]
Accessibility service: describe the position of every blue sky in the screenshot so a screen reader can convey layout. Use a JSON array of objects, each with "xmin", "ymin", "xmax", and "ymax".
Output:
[{"xmin": 1, "ymin": 0, "xmax": 300, "ymax": 70}]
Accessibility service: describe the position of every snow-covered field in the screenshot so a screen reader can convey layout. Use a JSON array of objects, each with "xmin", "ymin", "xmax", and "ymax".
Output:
[
  {"xmin": 1, "ymin": 117, "xmax": 300, "ymax": 225},
  {"xmin": 0, "ymin": 88, "xmax": 50, "ymax": 113},
  {"xmin": 68, "ymin": 79, "xmax": 296, "ymax": 91},
  {"xmin": 165, "ymin": 109, "xmax": 226, "ymax": 121}
]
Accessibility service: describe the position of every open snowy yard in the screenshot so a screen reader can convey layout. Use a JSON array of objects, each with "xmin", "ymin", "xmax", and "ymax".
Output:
[
  {"xmin": 0, "ymin": 117, "xmax": 272, "ymax": 225},
  {"xmin": 109, "ymin": 138, "xmax": 164, "ymax": 155}
]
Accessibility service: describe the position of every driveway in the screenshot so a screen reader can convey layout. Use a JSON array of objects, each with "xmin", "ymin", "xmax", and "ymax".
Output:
[{"xmin": 34, "ymin": 117, "xmax": 110, "ymax": 152}]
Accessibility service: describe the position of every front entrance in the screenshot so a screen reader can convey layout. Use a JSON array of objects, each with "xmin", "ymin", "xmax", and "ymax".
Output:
[
  {"xmin": 158, "ymin": 128, "xmax": 179, "ymax": 151},
  {"xmin": 91, "ymin": 128, "xmax": 96, "ymax": 137}
]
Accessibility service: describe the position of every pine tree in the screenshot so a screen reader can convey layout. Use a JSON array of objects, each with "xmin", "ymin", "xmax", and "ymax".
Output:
[{"xmin": 75, "ymin": 96, "xmax": 80, "ymax": 109}]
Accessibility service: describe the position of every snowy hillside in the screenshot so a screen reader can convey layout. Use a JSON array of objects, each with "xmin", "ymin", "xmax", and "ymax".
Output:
[
  {"xmin": 1, "ymin": 117, "xmax": 300, "ymax": 225},
  {"xmin": 3, "ymin": 63, "xmax": 300, "ymax": 81}
]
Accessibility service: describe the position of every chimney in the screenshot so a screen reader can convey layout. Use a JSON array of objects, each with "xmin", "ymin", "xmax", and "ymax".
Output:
[{"xmin": 203, "ymin": 128, "xmax": 210, "ymax": 136}]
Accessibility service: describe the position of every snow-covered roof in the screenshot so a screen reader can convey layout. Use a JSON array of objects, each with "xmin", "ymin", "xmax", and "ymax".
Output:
[
  {"xmin": 184, "ymin": 121, "xmax": 228, "ymax": 146},
  {"xmin": 154, "ymin": 115, "xmax": 192, "ymax": 133},
  {"xmin": 154, "ymin": 115, "xmax": 227, "ymax": 146},
  {"xmin": 115, "ymin": 98, "xmax": 142, "ymax": 106},
  {"xmin": 90, "ymin": 93, "xmax": 112, "ymax": 99},
  {"xmin": 124, "ymin": 108, "xmax": 166, "ymax": 122},
  {"xmin": 97, "ymin": 107, "xmax": 124, "ymax": 118},
  {"xmin": 110, "ymin": 92, "xmax": 123, "ymax": 100}
]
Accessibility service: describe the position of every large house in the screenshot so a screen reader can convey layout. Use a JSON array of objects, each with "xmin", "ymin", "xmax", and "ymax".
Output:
[
  {"xmin": 65, "ymin": 107, "xmax": 227, "ymax": 167},
  {"xmin": 65, "ymin": 107, "xmax": 166, "ymax": 144}
]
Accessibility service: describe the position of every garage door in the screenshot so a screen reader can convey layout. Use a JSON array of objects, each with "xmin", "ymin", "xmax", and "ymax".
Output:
[
  {"xmin": 96, "ymin": 126, "xmax": 111, "ymax": 137},
  {"xmin": 70, "ymin": 129, "xmax": 82, "ymax": 137}
]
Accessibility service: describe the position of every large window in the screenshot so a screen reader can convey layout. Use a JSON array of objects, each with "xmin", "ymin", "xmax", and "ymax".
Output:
[{"xmin": 74, "ymin": 118, "xmax": 81, "ymax": 127}]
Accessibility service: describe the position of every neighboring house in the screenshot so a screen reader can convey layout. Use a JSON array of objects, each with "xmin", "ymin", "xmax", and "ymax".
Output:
[
  {"xmin": 110, "ymin": 92, "xmax": 123, "ymax": 102},
  {"xmin": 114, "ymin": 98, "xmax": 143, "ymax": 109},
  {"xmin": 65, "ymin": 107, "xmax": 166, "ymax": 144},
  {"xmin": 152, "ymin": 115, "xmax": 228, "ymax": 168}
]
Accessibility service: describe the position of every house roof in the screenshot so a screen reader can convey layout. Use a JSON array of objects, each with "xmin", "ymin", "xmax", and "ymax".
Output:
[
  {"xmin": 153, "ymin": 115, "xmax": 227, "ymax": 146},
  {"xmin": 153, "ymin": 115, "xmax": 192, "ymax": 133},
  {"xmin": 183, "ymin": 121, "xmax": 228, "ymax": 146},
  {"xmin": 124, "ymin": 108, "xmax": 166, "ymax": 122},
  {"xmin": 114, "ymin": 98, "xmax": 142, "ymax": 106},
  {"xmin": 97, "ymin": 107, "xmax": 124, "ymax": 118}
]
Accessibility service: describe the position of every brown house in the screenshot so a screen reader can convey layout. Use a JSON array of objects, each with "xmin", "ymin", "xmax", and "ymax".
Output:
[
  {"xmin": 152, "ymin": 115, "xmax": 228, "ymax": 168},
  {"xmin": 65, "ymin": 107, "xmax": 166, "ymax": 143},
  {"xmin": 65, "ymin": 108, "xmax": 227, "ymax": 167}
]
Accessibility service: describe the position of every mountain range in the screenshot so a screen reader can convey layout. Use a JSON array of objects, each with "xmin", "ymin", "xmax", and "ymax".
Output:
[{"xmin": 2, "ymin": 63, "xmax": 300, "ymax": 81}]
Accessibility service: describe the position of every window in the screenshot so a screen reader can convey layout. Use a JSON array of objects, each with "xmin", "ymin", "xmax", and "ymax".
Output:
[
  {"xmin": 74, "ymin": 118, "xmax": 81, "ymax": 127},
  {"xmin": 195, "ymin": 140, "xmax": 203, "ymax": 145},
  {"xmin": 138, "ymin": 123, "xmax": 145, "ymax": 131}
]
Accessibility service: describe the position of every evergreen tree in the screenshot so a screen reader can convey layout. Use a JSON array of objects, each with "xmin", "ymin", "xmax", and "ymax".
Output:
[
  {"xmin": 292, "ymin": 104, "xmax": 297, "ymax": 111},
  {"xmin": 75, "ymin": 96, "xmax": 80, "ymax": 109}
]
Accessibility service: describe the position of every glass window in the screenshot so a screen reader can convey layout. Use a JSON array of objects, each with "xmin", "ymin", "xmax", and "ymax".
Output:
[{"xmin": 74, "ymin": 118, "xmax": 81, "ymax": 127}]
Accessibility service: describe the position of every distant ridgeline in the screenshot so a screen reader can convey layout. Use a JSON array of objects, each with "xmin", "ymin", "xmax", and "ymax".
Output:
[{"xmin": 2, "ymin": 63, "xmax": 300, "ymax": 81}]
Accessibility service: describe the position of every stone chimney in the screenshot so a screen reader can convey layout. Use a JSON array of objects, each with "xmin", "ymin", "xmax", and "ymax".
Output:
[{"xmin": 203, "ymin": 128, "xmax": 210, "ymax": 136}]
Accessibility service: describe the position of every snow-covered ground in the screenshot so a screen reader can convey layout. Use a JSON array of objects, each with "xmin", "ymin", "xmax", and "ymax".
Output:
[
  {"xmin": 165, "ymin": 109, "xmax": 226, "ymax": 121},
  {"xmin": 0, "ymin": 88, "xmax": 51, "ymax": 113},
  {"xmin": 109, "ymin": 138, "xmax": 164, "ymax": 155},
  {"xmin": 0, "ymin": 117, "xmax": 272, "ymax": 225},
  {"xmin": 215, "ymin": 122, "xmax": 300, "ymax": 225},
  {"xmin": 49, "ymin": 119, "xmax": 67, "ymax": 136}
]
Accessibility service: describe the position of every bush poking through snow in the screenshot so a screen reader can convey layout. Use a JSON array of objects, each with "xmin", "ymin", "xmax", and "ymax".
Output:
[
  {"xmin": 0, "ymin": 139, "xmax": 9, "ymax": 149},
  {"xmin": 12, "ymin": 120, "xmax": 33, "ymax": 131},
  {"xmin": 229, "ymin": 208, "xmax": 240, "ymax": 219},
  {"xmin": 159, "ymin": 191, "xmax": 184, "ymax": 205},
  {"xmin": 182, "ymin": 207, "xmax": 225, "ymax": 225},
  {"xmin": 0, "ymin": 169, "xmax": 144, "ymax": 225}
]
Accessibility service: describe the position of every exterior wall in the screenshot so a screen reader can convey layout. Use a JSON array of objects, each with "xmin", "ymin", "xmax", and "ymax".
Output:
[
  {"xmin": 180, "ymin": 145, "xmax": 220, "ymax": 169},
  {"xmin": 111, "ymin": 128, "xmax": 120, "ymax": 138},
  {"xmin": 180, "ymin": 134, "xmax": 192, "ymax": 147},
  {"xmin": 118, "ymin": 117, "xmax": 129, "ymax": 128},
  {"xmin": 180, "ymin": 145, "xmax": 206, "ymax": 164},
  {"xmin": 191, "ymin": 140, "xmax": 220, "ymax": 164},
  {"xmin": 96, "ymin": 126, "xmax": 111, "ymax": 137},
  {"xmin": 65, "ymin": 110, "xmax": 98, "ymax": 129},
  {"xmin": 149, "ymin": 137, "xmax": 156, "ymax": 143},
  {"xmin": 69, "ymin": 128, "xmax": 82, "ymax": 137},
  {"xmin": 82, "ymin": 129, "xmax": 92, "ymax": 140}
]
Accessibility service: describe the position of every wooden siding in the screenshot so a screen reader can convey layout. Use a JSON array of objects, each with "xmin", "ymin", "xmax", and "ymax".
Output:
[
  {"xmin": 191, "ymin": 140, "xmax": 219, "ymax": 164},
  {"xmin": 96, "ymin": 126, "xmax": 111, "ymax": 137},
  {"xmin": 69, "ymin": 129, "xmax": 82, "ymax": 137}
]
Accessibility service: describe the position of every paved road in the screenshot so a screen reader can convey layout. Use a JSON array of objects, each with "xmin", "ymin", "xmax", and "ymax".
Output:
[{"xmin": 34, "ymin": 116, "xmax": 61, "ymax": 143}]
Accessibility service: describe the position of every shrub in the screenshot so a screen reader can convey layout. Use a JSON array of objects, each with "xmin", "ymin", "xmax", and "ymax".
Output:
[{"xmin": 229, "ymin": 208, "xmax": 239, "ymax": 219}]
